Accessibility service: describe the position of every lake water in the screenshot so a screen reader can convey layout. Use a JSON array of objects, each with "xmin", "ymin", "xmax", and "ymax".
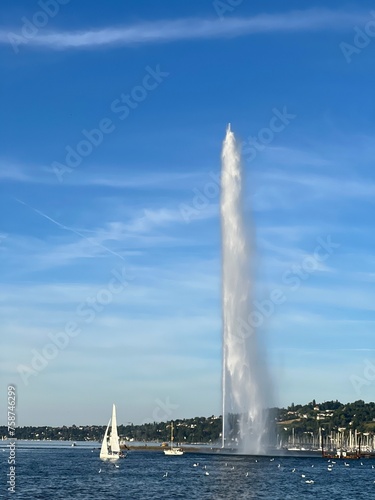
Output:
[{"xmin": 2, "ymin": 443, "xmax": 375, "ymax": 499}]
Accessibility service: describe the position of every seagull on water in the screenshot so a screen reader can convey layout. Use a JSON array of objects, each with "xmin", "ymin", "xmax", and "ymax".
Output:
[
  {"xmin": 98, "ymin": 469, "xmax": 101, "ymax": 473},
  {"xmin": 163, "ymin": 472, "xmax": 168, "ymax": 478},
  {"xmin": 291, "ymin": 468, "xmax": 296, "ymax": 473},
  {"xmin": 305, "ymin": 480, "xmax": 314, "ymax": 484},
  {"xmin": 204, "ymin": 471, "xmax": 209, "ymax": 476}
]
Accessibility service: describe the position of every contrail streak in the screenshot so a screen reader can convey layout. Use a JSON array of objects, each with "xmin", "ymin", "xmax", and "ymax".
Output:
[{"xmin": 15, "ymin": 198, "xmax": 125, "ymax": 261}]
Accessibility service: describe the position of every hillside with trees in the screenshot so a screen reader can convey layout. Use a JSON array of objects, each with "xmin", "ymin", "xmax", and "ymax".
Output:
[{"xmin": 1, "ymin": 400, "xmax": 374, "ymax": 445}]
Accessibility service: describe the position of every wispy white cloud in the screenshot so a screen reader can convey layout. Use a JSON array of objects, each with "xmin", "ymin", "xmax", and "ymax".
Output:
[
  {"xmin": 1, "ymin": 200, "xmax": 215, "ymax": 277},
  {"xmin": 251, "ymin": 167, "xmax": 375, "ymax": 214},
  {"xmin": 0, "ymin": 163, "xmax": 35, "ymax": 182},
  {"xmin": 260, "ymin": 170, "xmax": 375, "ymax": 199},
  {"xmin": 0, "ymin": 9, "xmax": 368, "ymax": 50},
  {"xmin": 87, "ymin": 171, "xmax": 203, "ymax": 189},
  {"xmin": 0, "ymin": 160, "xmax": 213, "ymax": 193},
  {"xmin": 279, "ymin": 283, "xmax": 375, "ymax": 313},
  {"xmin": 256, "ymin": 145, "xmax": 333, "ymax": 168}
]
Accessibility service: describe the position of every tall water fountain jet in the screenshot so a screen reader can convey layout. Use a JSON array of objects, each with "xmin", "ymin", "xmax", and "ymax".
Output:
[{"xmin": 221, "ymin": 124, "xmax": 270, "ymax": 454}]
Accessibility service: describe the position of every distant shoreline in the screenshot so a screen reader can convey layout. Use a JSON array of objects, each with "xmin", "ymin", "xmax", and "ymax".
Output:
[{"xmin": 2, "ymin": 440, "xmax": 375, "ymax": 459}]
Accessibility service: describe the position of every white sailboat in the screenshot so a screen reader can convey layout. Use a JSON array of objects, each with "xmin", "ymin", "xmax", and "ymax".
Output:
[
  {"xmin": 100, "ymin": 404, "xmax": 124, "ymax": 461},
  {"xmin": 164, "ymin": 421, "xmax": 183, "ymax": 456}
]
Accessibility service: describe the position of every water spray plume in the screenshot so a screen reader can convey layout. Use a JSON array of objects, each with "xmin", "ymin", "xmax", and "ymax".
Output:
[{"xmin": 221, "ymin": 124, "xmax": 271, "ymax": 454}]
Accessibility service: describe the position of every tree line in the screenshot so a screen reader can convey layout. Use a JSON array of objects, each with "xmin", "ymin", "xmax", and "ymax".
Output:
[{"xmin": 1, "ymin": 400, "xmax": 374, "ymax": 443}]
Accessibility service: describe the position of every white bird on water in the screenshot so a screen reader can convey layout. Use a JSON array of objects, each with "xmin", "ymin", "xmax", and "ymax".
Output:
[
  {"xmin": 305, "ymin": 480, "xmax": 314, "ymax": 484},
  {"xmin": 114, "ymin": 464, "xmax": 119, "ymax": 468},
  {"xmin": 98, "ymin": 469, "xmax": 101, "ymax": 473},
  {"xmin": 163, "ymin": 472, "xmax": 168, "ymax": 478},
  {"xmin": 291, "ymin": 468, "xmax": 296, "ymax": 473},
  {"xmin": 204, "ymin": 471, "xmax": 209, "ymax": 476}
]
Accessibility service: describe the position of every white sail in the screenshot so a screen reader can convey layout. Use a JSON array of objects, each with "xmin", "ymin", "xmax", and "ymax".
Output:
[
  {"xmin": 110, "ymin": 404, "xmax": 120, "ymax": 453},
  {"xmin": 99, "ymin": 420, "xmax": 110, "ymax": 458},
  {"xmin": 100, "ymin": 404, "xmax": 123, "ymax": 461}
]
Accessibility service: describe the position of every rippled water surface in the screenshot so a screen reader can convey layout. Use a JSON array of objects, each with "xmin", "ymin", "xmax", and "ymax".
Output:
[{"xmin": 2, "ymin": 445, "xmax": 375, "ymax": 499}]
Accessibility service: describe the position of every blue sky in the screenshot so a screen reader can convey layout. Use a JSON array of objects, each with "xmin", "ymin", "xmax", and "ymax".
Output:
[{"xmin": 1, "ymin": 0, "xmax": 375, "ymax": 426}]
